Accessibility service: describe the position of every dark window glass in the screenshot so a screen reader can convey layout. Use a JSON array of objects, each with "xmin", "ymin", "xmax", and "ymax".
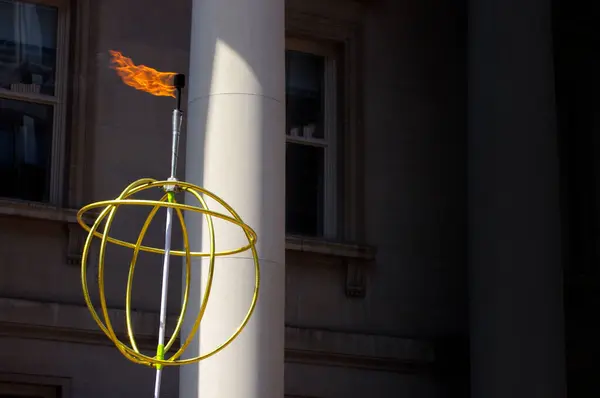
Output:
[
  {"xmin": 285, "ymin": 142, "xmax": 324, "ymax": 236},
  {"xmin": 0, "ymin": 0, "xmax": 58, "ymax": 96},
  {"xmin": 0, "ymin": 97, "xmax": 53, "ymax": 201},
  {"xmin": 285, "ymin": 50, "xmax": 324, "ymax": 139}
]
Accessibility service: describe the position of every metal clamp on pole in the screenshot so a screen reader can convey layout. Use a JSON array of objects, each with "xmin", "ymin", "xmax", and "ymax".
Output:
[{"xmin": 165, "ymin": 73, "xmax": 185, "ymax": 193}]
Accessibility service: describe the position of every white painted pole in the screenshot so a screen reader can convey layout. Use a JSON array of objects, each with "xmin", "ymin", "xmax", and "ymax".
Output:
[
  {"xmin": 153, "ymin": 205, "xmax": 173, "ymax": 398},
  {"xmin": 155, "ymin": 103, "xmax": 183, "ymax": 398}
]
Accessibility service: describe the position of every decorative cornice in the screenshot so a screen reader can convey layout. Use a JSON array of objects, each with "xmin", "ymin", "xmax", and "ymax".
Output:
[
  {"xmin": 0, "ymin": 298, "xmax": 434, "ymax": 374},
  {"xmin": 285, "ymin": 326, "xmax": 435, "ymax": 373}
]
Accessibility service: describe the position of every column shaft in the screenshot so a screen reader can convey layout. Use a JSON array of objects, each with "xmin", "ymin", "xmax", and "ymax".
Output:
[
  {"xmin": 181, "ymin": 0, "xmax": 285, "ymax": 397},
  {"xmin": 468, "ymin": 0, "xmax": 566, "ymax": 396}
]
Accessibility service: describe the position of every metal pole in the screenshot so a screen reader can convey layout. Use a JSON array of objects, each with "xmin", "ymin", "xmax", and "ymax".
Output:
[{"xmin": 154, "ymin": 74, "xmax": 185, "ymax": 398}]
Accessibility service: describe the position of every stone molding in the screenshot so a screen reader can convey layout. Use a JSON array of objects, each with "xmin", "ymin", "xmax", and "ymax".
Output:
[
  {"xmin": 0, "ymin": 298, "xmax": 433, "ymax": 374},
  {"xmin": 285, "ymin": 326, "xmax": 434, "ymax": 373}
]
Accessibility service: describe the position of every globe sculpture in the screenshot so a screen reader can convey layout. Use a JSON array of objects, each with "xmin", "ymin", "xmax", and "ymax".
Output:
[{"xmin": 77, "ymin": 53, "xmax": 260, "ymax": 398}]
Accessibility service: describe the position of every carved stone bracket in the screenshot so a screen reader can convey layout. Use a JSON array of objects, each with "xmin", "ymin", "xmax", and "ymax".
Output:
[
  {"xmin": 345, "ymin": 259, "xmax": 369, "ymax": 298},
  {"xmin": 66, "ymin": 222, "xmax": 85, "ymax": 266}
]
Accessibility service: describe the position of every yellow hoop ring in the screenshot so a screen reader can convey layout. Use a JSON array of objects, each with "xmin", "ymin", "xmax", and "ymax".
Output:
[{"xmin": 77, "ymin": 178, "xmax": 260, "ymax": 367}]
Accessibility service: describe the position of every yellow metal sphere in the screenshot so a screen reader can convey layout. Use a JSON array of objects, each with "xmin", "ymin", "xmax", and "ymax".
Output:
[{"xmin": 76, "ymin": 178, "xmax": 259, "ymax": 368}]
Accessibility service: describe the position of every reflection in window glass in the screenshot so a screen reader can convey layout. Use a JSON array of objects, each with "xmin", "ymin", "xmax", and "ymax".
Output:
[
  {"xmin": 286, "ymin": 142, "xmax": 325, "ymax": 236},
  {"xmin": 0, "ymin": 0, "xmax": 58, "ymax": 95},
  {"xmin": 0, "ymin": 97, "xmax": 53, "ymax": 201},
  {"xmin": 285, "ymin": 50, "xmax": 324, "ymax": 139}
]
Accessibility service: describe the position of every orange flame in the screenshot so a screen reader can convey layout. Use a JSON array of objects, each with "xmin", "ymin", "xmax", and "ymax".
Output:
[{"xmin": 109, "ymin": 50, "xmax": 176, "ymax": 97}]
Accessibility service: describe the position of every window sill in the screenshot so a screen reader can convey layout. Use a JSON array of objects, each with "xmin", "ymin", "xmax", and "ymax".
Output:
[
  {"xmin": 0, "ymin": 200, "xmax": 374, "ymax": 262},
  {"xmin": 0, "ymin": 198, "xmax": 80, "ymax": 223},
  {"xmin": 285, "ymin": 234, "xmax": 376, "ymax": 260},
  {"xmin": 285, "ymin": 235, "xmax": 376, "ymax": 298},
  {"xmin": 0, "ymin": 199, "xmax": 88, "ymax": 266},
  {"xmin": 0, "ymin": 203, "xmax": 376, "ymax": 296}
]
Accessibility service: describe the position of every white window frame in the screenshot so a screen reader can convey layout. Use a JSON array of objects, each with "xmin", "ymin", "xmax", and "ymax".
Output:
[
  {"xmin": 286, "ymin": 37, "xmax": 339, "ymax": 239},
  {"xmin": 0, "ymin": 0, "xmax": 71, "ymax": 205}
]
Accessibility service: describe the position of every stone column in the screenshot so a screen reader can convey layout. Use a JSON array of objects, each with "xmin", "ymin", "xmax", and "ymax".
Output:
[
  {"xmin": 180, "ymin": 0, "xmax": 285, "ymax": 397},
  {"xmin": 468, "ymin": 0, "xmax": 566, "ymax": 397}
]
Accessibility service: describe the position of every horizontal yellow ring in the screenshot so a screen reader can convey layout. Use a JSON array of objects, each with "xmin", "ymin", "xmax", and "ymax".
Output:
[{"xmin": 78, "ymin": 199, "xmax": 257, "ymax": 257}]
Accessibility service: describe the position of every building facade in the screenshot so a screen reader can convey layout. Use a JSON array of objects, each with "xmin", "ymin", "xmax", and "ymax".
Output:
[{"xmin": 0, "ymin": 0, "xmax": 597, "ymax": 397}]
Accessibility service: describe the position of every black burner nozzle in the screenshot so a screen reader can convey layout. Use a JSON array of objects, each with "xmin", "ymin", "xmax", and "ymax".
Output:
[
  {"xmin": 173, "ymin": 74, "xmax": 185, "ymax": 110},
  {"xmin": 174, "ymin": 74, "xmax": 186, "ymax": 89}
]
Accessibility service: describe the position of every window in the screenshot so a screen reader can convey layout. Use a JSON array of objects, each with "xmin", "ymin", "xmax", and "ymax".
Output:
[
  {"xmin": 0, "ymin": 381, "xmax": 59, "ymax": 398},
  {"xmin": 0, "ymin": 375, "xmax": 67, "ymax": 398},
  {"xmin": 285, "ymin": 39, "xmax": 338, "ymax": 238},
  {"xmin": 0, "ymin": 0, "xmax": 69, "ymax": 204}
]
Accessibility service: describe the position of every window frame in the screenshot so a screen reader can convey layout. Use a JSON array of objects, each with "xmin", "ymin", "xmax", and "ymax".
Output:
[
  {"xmin": 0, "ymin": 0, "xmax": 71, "ymax": 205},
  {"xmin": 285, "ymin": 37, "xmax": 339, "ymax": 239},
  {"xmin": 286, "ymin": 0, "xmax": 365, "ymax": 243},
  {"xmin": 0, "ymin": 373, "xmax": 70, "ymax": 398},
  {"xmin": 0, "ymin": 382, "xmax": 58, "ymax": 398}
]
